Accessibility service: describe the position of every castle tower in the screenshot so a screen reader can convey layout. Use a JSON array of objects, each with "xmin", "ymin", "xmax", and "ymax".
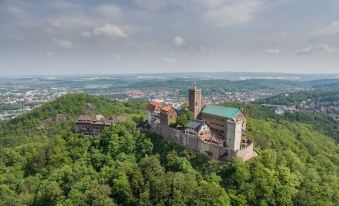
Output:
[
  {"xmin": 226, "ymin": 120, "xmax": 242, "ymax": 151},
  {"xmin": 188, "ymin": 81, "xmax": 202, "ymax": 119}
]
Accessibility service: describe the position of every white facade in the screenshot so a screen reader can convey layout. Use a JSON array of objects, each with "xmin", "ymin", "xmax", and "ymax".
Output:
[
  {"xmin": 185, "ymin": 123, "xmax": 209, "ymax": 136},
  {"xmin": 226, "ymin": 120, "xmax": 242, "ymax": 151}
]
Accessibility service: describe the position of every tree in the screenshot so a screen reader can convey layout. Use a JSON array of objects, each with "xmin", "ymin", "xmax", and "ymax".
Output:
[
  {"xmin": 135, "ymin": 134, "xmax": 153, "ymax": 161},
  {"xmin": 193, "ymin": 183, "xmax": 231, "ymax": 206},
  {"xmin": 180, "ymin": 103, "xmax": 188, "ymax": 110},
  {"xmin": 219, "ymin": 158, "xmax": 249, "ymax": 189},
  {"xmin": 1, "ymin": 93, "xmax": 339, "ymax": 206},
  {"xmin": 34, "ymin": 181, "xmax": 64, "ymax": 206},
  {"xmin": 67, "ymin": 179, "xmax": 116, "ymax": 206},
  {"xmin": 177, "ymin": 111, "xmax": 194, "ymax": 127}
]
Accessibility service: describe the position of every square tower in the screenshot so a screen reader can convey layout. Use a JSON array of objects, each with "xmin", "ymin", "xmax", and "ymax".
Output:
[
  {"xmin": 189, "ymin": 85, "xmax": 202, "ymax": 119},
  {"xmin": 226, "ymin": 120, "xmax": 242, "ymax": 151}
]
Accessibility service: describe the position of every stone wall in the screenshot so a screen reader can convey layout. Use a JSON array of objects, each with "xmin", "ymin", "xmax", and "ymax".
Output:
[
  {"xmin": 227, "ymin": 142, "xmax": 256, "ymax": 161},
  {"xmin": 152, "ymin": 124, "xmax": 227, "ymax": 160},
  {"xmin": 151, "ymin": 123, "xmax": 257, "ymax": 162},
  {"xmin": 75, "ymin": 123, "xmax": 105, "ymax": 135}
]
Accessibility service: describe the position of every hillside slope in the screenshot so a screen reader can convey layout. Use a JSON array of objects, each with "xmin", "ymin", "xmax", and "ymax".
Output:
[
  {"xmin": 0, "ymin": 93, "xmax": 146, "ymax": 148},
  {"xmin": 0, "ymin": 94, "xmax": 338, "ymax": 206}
]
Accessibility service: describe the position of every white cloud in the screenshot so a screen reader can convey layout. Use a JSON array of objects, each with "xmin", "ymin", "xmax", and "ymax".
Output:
[
  {"xmin": 314, "ymin": 21, "xmax": 339, "ymax": 35},
  {"xmin": 266, "ymin": 49, "xmax": 280, "ymax": 54},
  {"xmin": 173, "ymin": 36, "xmax": 185, "ymax": 47},
  {"xmin": 296, "ymin": 44, "xmax": 336, "ymax": 55},
  {"xmin": 92, "ymin": 23, "xmax": 128, "ymax": 39},
  {"xmin": 53, "ymin": 38, "xmax": 73, "ymax": 49},
  {"xmin": 95, "ymin": 4, "xmax": 122, "ymax": 18},
  {"xmin": 162, "ymin": 57, "xmax": 178, "ymax": 63},
  {"xmin": 204, "ymin": 0, "xmax": 265, "ymax": 27}
]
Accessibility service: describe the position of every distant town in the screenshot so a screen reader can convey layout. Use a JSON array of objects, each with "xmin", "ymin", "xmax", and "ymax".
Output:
[{"xmin": 1, "ymin": 73, "xmax": 338, "ymax": 121}]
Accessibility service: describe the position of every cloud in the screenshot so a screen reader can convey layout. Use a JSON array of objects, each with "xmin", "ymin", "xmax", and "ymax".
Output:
[
  {"xmin": 162, "ymin": 57, "xmax": 178, "ymax": 63},
  {"xmin": 134, "ymin": 0, "xmax": 266, "ymax": 26},
  {"xmin": 0, "ymin": 0, "xmax": 6, "ymax": 9},
  {"xmin": 314, "ymin": 21, "xmax": 339, "ymax": 35},
  {"xmin": 296, "ymin": 44, "xmax": 336, "ymax": 55},
  {"xmin": 45, "ymin": 51, "xmax": 54, "ymax": 56},
  {"xmin": 92, "ymin": 23, "xmax": 128, "ymax": 39},
  {"xmin": 135, "ymin": 0, "xmax": 169, "ymax": 10},
  {"xmin": 48, "ymin": 15, "xmax": 95, "ymax": 28},
  {"xmin": 47, "ymin": 0, "xmax": 82, "ymax": 12},
  {"xmin": 53, "ymin": 38, "xmax": 73, "ymax": 49},
  {"xmin": 204, "ymin": 0, "xmax": 265, "ymax": 27},
  {"xmin": 95, "ymin": 4, "xmax": 122, "ymax": 18},
  {"xmin": 266, "ymin": 49, "xmax": 280, "ymax": 54},
  {"xmin": 113, "ymin": 53, "xmax": 124, "ymax": 61},
  {"xmin": 1, "ymin": 2, "xmax": 29, "ymax": 18},
  {"xmin": 173, "ymin": 36, "xmax": 185, "ymax": 47},
  {"xmin": 81, "ymin": 32, "xmax": 92, "ymax": 37}
]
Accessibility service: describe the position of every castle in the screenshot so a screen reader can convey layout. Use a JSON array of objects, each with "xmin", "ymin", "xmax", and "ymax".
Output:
[
  {"xmin": 75, "ymin": 114, "xmax": 127, "ymax": 135},
  {"xmin": 147, "ymin": 84, "xmax": 257, "ymax": 161}
]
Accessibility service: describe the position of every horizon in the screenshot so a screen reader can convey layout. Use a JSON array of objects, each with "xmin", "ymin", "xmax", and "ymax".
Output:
[
  {"xmin": 1, "ymin": 0, "xmax": 339, "ymax": 75},
  {"xmin": 1, "ymin": 70, "xmax": 339, "ymax": 78}
]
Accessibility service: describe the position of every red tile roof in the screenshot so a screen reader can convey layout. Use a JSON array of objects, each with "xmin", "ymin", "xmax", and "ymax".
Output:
[
  {"xmin": 148, "ymin": 102, "xmax": 163, "ymax": 110},
  {"xmin": 161, "ymin": 105, "xmax": 173, "ymax": 112}
]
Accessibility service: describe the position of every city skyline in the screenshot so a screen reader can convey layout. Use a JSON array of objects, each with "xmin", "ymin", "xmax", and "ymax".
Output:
[{"xmin": 1, "ymin": 0, "xmax": 339, "ymax": 75}]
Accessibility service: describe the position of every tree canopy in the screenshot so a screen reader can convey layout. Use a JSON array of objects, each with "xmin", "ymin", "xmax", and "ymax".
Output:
[{"xmin": 0, "ymin": 93, "xmax": 338, "ymax": 205}]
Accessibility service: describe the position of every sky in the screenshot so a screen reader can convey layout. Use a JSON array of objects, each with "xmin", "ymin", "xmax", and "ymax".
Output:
[{"xmin": 0, "ymin": 0, "xmax": 339, "ymax": 75}]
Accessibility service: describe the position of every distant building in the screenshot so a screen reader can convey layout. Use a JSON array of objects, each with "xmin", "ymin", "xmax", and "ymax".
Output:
[
  {"xmin": 75, "ymin": 114, "xmax": 127, "ymax": 135},
  {"xmin": 275, "ymin": 108, "xmax": 285, "ymax": 115},
  {"xmin": 160, "ymin": 105, "xmax": 177, "ymax": 126}
]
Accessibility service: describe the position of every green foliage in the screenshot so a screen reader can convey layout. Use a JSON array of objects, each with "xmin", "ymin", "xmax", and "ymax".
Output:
[
  {"xmin": 0, "ymin": 103, "xmax": 22, "ymax": 111},
  {"xmin": 222, "ymin": 101, "xmax": 339, "ymax": 143},
  {"xmin": 128, "ymin": 79, "xmax": 309, "ymax": 91},
  {"xmin": 0, "ymin": 94, "xmax": 338, "ymax": 206},
  {"xmin": 0, "ymin": 93, "xmax": 146, "ymax": 148},
  {"xmin": 257, "ymin": 89, "xmax": 339, "ymax": 105},
  {"xmin": 177, "ymin": 111, "xmax": 193, "ymax": 127},
  {"xmin": 180, "ymin": 102, "xmax": 188, "ymax": 110}
]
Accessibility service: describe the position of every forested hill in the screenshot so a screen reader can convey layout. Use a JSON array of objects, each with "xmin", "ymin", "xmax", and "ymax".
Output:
[
  {"xmin": 255, "ymin": 89, "xmax": 339, "ymax": 143},
  {"xmin": 0, "ymin": 93, "xmax": 147, "ymax": 147},
  {"xmin": 0, "ymin": 94, "xmax": 338, "ymax": 206},
  {"xmin": 257, "ymin": 89, "xmax": 339, "ymax": 105}
]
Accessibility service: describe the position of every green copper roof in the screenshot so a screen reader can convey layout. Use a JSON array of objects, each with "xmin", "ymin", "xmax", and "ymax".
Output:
[{"xmin": 202, "ymin": 105, "xmax": 240, "ymax": 119}]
